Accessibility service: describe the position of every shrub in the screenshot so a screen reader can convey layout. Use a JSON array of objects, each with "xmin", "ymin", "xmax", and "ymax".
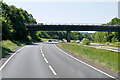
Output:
[
  {"xmin": 105, "ymin": 42, "xmax": 110, "ymax": 45},
  {"xmin": 112, "ymin": 38, "xmax": 118, "ymax": 43},
  {"xmin": 27, "ymin": 35, "xmax": 32, "ymax": 41},
  {"xmin": 82, "ymin": 39, "xmax": 90, "ymax": 45}
]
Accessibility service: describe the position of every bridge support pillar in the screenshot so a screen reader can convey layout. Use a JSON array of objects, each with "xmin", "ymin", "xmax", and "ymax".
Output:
[{"xmin": 67, "ymin": 31, "xmax": 71, "ymax": 42}]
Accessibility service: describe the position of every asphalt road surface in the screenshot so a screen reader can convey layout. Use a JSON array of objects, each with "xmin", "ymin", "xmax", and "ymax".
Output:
[{"xmin": 1, "ymin": 43, "xmax": 116, "ymax": 78}]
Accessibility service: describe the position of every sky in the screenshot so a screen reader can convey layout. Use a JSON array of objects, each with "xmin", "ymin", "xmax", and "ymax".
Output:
[
  {"xmin": 3, "ymin": 0, "xmax": 119, "ymax": 33},
  {"xmin": 3, "ymin": 0, "xmax": 120, "ymax": 2}
]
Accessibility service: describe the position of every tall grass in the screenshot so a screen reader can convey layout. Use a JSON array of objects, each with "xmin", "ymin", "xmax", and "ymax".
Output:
[
  {"xmin": 2, "ymin": 40, "xmax": 20, "ymax": 57},
  {"xmin": 58, "ymin": 43, "xmax": 118, "ymax": 72},
  {"xmin": 1, "ymin": 40, "xmax": 42, "ymax": 57}
]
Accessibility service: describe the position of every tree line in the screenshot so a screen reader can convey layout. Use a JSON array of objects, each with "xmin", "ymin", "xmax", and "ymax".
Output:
[
  {"xmin": 2, "ymin": 2, "xmax": 40, "ymax": 41},
  {"xmin": 37, "ymin": 31, "xmax": 91, "ymax": 40},
  {"xmin": 2, "ymin": 2, "xmax": 120, "ymax": 43},
  {"xmin": 2, "ymin": 2, "xmax": 91, "ymax": 41},
  {"xmin": 92, "ymin": 18, "xmax": 120, "ymax": 43}
]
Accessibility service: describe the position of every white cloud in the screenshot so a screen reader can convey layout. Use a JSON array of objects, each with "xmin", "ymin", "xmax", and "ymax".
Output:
[{"xmin": 3, "ymin": 0, "xmax": 120, "ymax": 2}]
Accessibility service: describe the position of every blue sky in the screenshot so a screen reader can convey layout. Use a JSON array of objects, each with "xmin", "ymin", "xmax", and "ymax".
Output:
[{"xmin": 4, "ymin": 0, "xmax": 119, "ymax": 33}]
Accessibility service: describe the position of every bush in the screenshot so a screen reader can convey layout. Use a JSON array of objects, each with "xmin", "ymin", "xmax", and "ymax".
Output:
[
  {"xmin": 105, "ymin": 42, "xmax": 110, "ymax": 45},
  {"xmin": 82, "ymin": 39, "xmax": 90, "ymax": 45},
  {"xmin": 112, "ymin": 38, "xmax": 118, "ymax": 43},
  {"xmin": 27, "ymin": 35, "xmax": 32, "ymax": 41}
]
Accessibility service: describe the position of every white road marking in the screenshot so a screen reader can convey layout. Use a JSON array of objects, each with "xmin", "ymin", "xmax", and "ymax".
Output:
[
  {"xmin": 42, "ymin": 53, "xmax": 45, "ymax": 57},
  {"xmin": 41, "ymin": 44, "xmax": 58, "ymax": 77},
  {"xmin": 41, "ymin": 50, "xmax": 43, "ymax": 53},
  {"xmin": 41, "ymin": 48, "xmax": 42, "ymax": 51},
  {"xmin": 49, "ymin": 65, "xmax": 57, "ymax": 76},
  {"xmin": 40, "ymin": 45, "xmax": 44, "ymax": 53},
  {"xmin": 44, "ymin": 58, "xmax": 48, "ymax": 63},
  {"xmin": 0, "ymin": 46, "xmax": 25, "ymax": 71},
  {"xmin": 54, "ymin": 44, "xmax": 116, "ymax": 79},
  {"xmin": 40, "ymin": 46, "xmax": 42, "ymax": 49},
  {"xmin": 40, "ymin": 45, "xmax": 48, "ymax": 63}
]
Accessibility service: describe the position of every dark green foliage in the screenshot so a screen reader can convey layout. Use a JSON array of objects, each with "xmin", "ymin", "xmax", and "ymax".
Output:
[
  {"xmin": 2, "ymin": 2, "xmax": 40, "ymax": 41},
  {"xmin": 3, "ymin": 2, "xmax": 119, "ymax": 43},
  {"xmin": 107, "ymin": 17, "xmax": 120, "ymax": 25},
  {"xmin": 37, "ymin": 31, "xmax": 86, "ymax": 40},
  {"xmin": 92, "ymin": 17, "xmax": 120, "ymax": 43},
  {"xmin": 2, "ymin": 2, "xmax": 91, "ymax": 42},
  {"xmin": 82, "ymin": 33, "xmax": 91, "ymax": 40},
  {"xmin": 82, "ymin": 39, "xmax": 90, "ymax": 45}
]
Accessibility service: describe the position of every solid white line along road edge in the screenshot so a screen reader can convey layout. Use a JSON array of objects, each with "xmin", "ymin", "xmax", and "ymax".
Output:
[
  {"xmin": 49, "ymin": 65, "xmax": 57, "ymax": 76},
  {"xmin": 54, "ymin": 44, "xmax": 116, "ymax": 79},
  {"xmin": 0, "ymin": 46, "xmax": 25, "ymax": 71}
]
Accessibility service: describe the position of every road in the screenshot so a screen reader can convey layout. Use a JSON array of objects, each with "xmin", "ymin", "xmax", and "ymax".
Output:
[
  {"xmin": 69, "ymin": 43, "xmax": 119, "ymax": 52},
  {"xmin": 1, "ymin": 43, "xmax": 116, "ymax": 79},
  {"xmin": 90, "ymin": 43, "xmax": 120, "ymax": 52}
]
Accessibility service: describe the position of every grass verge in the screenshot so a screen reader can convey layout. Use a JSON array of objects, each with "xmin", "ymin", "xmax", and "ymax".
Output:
[
  {"xmin": 41, "ymin": 38, "xmax": 57, "ymax": 42},
  {"xmin": 57, "ymin": 43, "xmax": 119, "ymax": 72},
  {"xmin": 1, "ymin": 40, "xmax": 41, "ymax": 57},
  {"xmin": 41, "ymin": 38, "xmax": 52, "ymax": 42}
]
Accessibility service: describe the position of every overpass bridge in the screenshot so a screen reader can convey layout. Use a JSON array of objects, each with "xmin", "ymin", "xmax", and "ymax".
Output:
[{"xmin": 25, "ymin": 24, "xmax": 120, "ymax": 42}]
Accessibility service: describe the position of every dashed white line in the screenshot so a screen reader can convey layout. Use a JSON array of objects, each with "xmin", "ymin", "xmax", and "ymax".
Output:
[
  {"xmin": 49, "ymin": 65, "xmax": 57, "ymax": 76},
  {"xmin": 40, "ymin": 44, "xmax": 58, "ymax": 77},
  {"xmin": 40, "ymin": 45, "xmax": 48, "ymax": 63},
  {"xmin": 42, "ymin": 53, "xmax": 45, "ymax": 57},
  {"xmin": 0, "ymin": 46, "xmax": 25, "ymax": 71},
  {"xmin": 40, "ymin": 47, "xmax": 42, "ymax": 49},
  {"xmin": 54, "ymin": 44, "xmax": 116, "ymax": 79},
  {"xmin": 41, "ymin": 48, "xmax": 42, "ymax": 51},
  {"xmin": 40, "ymin": 45, "xmax": 43, "ymax": 49},
  {"xmin": 44, "ymin": 58, "xmax": 48, "ymax": 63},
  {"xmin": 41, "ymin": 50, "xmax": 43, "ymax": 53}
]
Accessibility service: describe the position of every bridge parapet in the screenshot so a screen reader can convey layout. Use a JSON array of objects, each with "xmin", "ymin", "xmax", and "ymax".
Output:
[
  {"xmin": 25, "ymin": 23, "xmax": 120, "ymax": 42},
  {"xmin": 25, "ymin": 23, "xmax": 120, "ymax": 26},
  {"xmin": 25, "ymin": 24, "xmax": 120, "ymax": 32}
]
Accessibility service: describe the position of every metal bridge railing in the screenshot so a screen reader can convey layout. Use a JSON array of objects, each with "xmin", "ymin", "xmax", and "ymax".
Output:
[{"xmin": 25, "ymin": 23, "xmax": 120, "ymax": 27}]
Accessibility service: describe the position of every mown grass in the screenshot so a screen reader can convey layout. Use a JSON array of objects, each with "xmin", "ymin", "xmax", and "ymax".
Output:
[
  {"xmin": 111, "ymin": 42, "xmax": 120, "ymax": 46},
  {"xmin": 41, "ymin": 38, "xmax": 60, "ymax": 42},
  {"xmin": 57, "ymin": 43, "xmax": 119, "ymax": 72}
]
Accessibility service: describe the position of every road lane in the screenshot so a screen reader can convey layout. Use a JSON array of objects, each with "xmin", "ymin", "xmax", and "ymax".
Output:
[
  {"xmin": 1, "ymin": 42, "xmax": 116, "ymax": 79},
  {"xmin": 2, "ymin": 43, "xmax": 56, "ymax": 78},
  {"xmin": 42, "ymin": 43, "xmax": 113, "ymax": 78}
]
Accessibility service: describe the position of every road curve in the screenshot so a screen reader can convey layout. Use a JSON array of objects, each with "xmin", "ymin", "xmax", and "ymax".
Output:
[{"xmin": 1, "ymin": 42, "xmax": 116, "ymax": 79}]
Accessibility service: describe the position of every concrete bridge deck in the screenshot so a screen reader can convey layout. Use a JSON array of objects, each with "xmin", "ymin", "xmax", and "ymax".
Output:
[{"xmin": 25, "ymin": 24, "xmax": 120, "ymax": 42}]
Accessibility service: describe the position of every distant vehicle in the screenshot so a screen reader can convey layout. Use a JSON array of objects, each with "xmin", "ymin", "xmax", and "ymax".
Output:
[
  {"xmin": 76, "ymin": 40, "xmax": 80, "ymax": 43},
  {"xmin": 62, "ymin": 41, "xmax": 66, "ymax": 43},
  {"xmin": 53, "ymin": 40, "xmax": 59, "ymax": 44},
  {"xmin": 48, "ymin": 40, "xmax": 52, "ymax": 42},
  {"xmin": 53, "ymin": 40, "xmax": 58, "ymax": 42},
  {"xmin": 62, "ymin": 39, "xmax": 67, "ymax": 41},
  {"xmin": 62, "ymin": 39, "xmax": 67, "ymax": 43}
]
